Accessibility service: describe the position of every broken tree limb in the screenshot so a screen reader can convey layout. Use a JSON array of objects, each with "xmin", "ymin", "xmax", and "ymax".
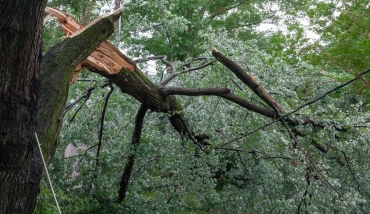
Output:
[
  {"xmin": 47, "ymin": 8, "xmax": 276, "ymax": 124},
  {"xmin": 218, "ymin": 93, "xmax": 276, "ymax": 118},
  {"xmin": 45, "ymin": 7, "xmax": 134, "ymax": 83},
  {"xmin": 158, "ymin": 87, "xmax": 230, "ymax": 97},
  {"xmin": 212, "ymin": 47, "xmax": 284, "ymax": 113},
  {"xmin": 48, "ymin": 6, "xmax": 354, "ymax": 136},
  {"xmin": 116, "ymin": 104, "xmax": 148, "ymax": 203},
  {"xmin": 45, "ymin": 6, "xmax": 362, "ymax": 192},
  {"xmin": 45, "ymin": 7, "xmax": 84, "ymax": 37},
  {"xmin": 37, "ymin": 8, "xmax": 121, "ymax": 164}
]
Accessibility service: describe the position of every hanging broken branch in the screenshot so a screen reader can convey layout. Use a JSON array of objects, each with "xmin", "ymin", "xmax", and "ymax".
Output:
[
  {"xmin": 45, "ymin": 7, "xmax": 370, "ymax": 205},
  {"xmin": 212, "ymin": 47, "xmax": 284, "ymax": 113},
  {"xmin": 158, "ymin": 87, "xmax": 230, "ymax": 97},
  {"xmin": 45, "ymin": 7, "xmax": 134, "ymax": 83},
  {"xmin": 116, "ymin": 104, "xmax": 148, "ymax": 203}
]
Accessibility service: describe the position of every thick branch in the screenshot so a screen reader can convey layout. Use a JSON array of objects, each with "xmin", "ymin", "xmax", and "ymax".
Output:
[
  {"xmin": 116, "ymin": 104, "xmax": 148, "ymax": 203},
  {"xmin": 158, "ymin": 87, "xmax": 230, "ymax": 97},
  {"xmin": 37, "ymin": 9, "xmax": 121, "ymax": 164},
  {"xmin": 212, "ymin": 47, "xmax": 284, "ymax": 113},
  {"xmin": 218, "ymin": 93, "xmax": 275, "ymax": 118}
]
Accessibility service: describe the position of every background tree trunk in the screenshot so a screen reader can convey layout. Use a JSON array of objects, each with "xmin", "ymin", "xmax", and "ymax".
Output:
[{"xmin": 0, "ymin": 1, "xmax": 47, "ymax": 213}]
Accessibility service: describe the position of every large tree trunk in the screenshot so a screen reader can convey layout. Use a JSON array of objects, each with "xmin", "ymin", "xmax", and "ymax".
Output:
[
  {"xmin": 0, "ymin": 1, "xmax": 47, "ymax": 213},
  {"xmin": 0, "ymin": 1, "xmax": 120, "ymax": 213}
]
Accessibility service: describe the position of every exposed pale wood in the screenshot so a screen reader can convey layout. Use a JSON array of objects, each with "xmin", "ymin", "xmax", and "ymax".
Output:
[
  {"xmin": 73, "ymin": 64, "xmax": 82, "ymax": 83},
  {"xmin": 97, "ymin": 41, "xmax": 135, "ymax": 71},
  {"xmin": 45, "ymin": 7, "xmax": 84, "ymax": 36},
  {"xmin": 43, "ymin": 13, "xmax": 53, "ymax": 24},
  {"xmin": 45, "ymin": 7, "xmax": 133, "ymax": 81},
  {"xmin": 38, "ymin": 7, "xmax": 121, "ymax": 165}
]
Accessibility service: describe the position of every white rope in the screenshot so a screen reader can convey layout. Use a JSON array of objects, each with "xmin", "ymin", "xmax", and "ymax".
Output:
[{"xmin": 35, "ymin": 133, "xmax": 62, "ymax": 214}]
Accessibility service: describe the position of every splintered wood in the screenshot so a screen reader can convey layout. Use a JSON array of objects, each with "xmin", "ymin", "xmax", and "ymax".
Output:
[{"xmin": 44, "ymin": 7, "xmax": 134, "ymax": 83}]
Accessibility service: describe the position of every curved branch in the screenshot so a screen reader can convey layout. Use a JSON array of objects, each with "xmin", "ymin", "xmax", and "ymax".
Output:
[
  {"xmin": 64, "ymin": 87, "xmax": 95, "ymax": 115},
  {"xmin": 135, "ymin": 55, "xmax": 175, "ymax": 74},
  {"xmin": 181, "ymin": 61, "xmax": 215, "ymax": 74},
  {"xmin": 178, "ymin": 115, "xmax": 204, "ymax": 150},
  {"xmin": 181, "ymin": 57, "xmax": 208, "ymax": 68}
]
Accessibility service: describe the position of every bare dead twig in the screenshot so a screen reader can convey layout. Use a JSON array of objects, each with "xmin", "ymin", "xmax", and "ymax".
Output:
[
  {"xmin": 215, "ymin": 147, "xmax": 244, "ymax": 152},
  {"xmin": 89, "ymin": 83, "xmax": 114, "ymax": 192},
  {"xmin": 180, "ymin": 61, "xmax": 215, "ymax": 74},
  {"xmin": 229, "ymin": 78, "xmax": 244, "ymax": 91},
  {"xmin": 161, "ymin": 60, "xmax": 215, "ymax": 85},
  {"xmin": 64, "ymin": 87, "xmax": 95, "ymax": 115},
  {"xmin": 181, "ymin": 57, "xmax": 208, "ymax": 68},
  {"xmin": 63, "ymin": 143, "xmax": 98, "ymax": 160},
  {"xmin": 297, "ymin": 168, "xmax": 311, "ymax": 214}
]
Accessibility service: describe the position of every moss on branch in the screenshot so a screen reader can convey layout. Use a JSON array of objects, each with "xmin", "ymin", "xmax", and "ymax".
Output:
[{"xmin": 37, "ymin": 10, "xmax": 121, "ymax": 164}]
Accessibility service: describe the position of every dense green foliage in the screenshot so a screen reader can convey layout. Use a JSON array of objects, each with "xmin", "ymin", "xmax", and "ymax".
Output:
[
  {"xmin": 267, "ymin": 0, "xmax": 370, "ymax": 95},
  {"xmin": 36, "ymin": 0, "xmax": 370, "ymax": 213}
]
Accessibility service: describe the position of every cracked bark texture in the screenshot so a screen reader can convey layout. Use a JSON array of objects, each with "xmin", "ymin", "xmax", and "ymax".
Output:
[{"xmin": 0, "ymin": 1, "xmax": 121, "ymax": 213}]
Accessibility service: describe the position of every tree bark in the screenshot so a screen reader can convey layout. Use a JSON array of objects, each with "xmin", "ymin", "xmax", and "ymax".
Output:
[
  {"xmin": 0, "ymin": 1, "xmax": 47, "ymax": 213},
  {"xmin": 37, "ymin": 9, "xmax": 122, "ymax": 164},
  {"xmin": 116, "ymin": 104, "xmax": 148, "ymax": 203},
  {"xmin": 0, "ymin": 2, "xmax": 120, "ymax": 213},
  {"xmin": 212, "ymin": 47, "xmax": 285, "ymax": 113}
]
